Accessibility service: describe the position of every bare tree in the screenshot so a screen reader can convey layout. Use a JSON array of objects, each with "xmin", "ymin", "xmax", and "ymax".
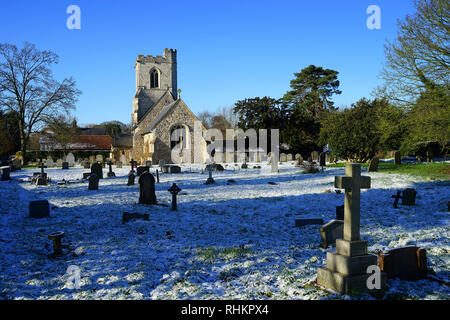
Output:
[{"xmin": 0, "ymin": 42, "xmax": 81, "ymax": 161}]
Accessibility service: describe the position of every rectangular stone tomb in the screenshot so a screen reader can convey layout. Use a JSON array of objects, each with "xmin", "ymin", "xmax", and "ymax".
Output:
[
  {"xmin": 29, "ymin": 200, "xmax": 50, "ymax": 218},
  {"xmin": 295, "ymin": 218, "xmax": 324, "ymax": 227}
]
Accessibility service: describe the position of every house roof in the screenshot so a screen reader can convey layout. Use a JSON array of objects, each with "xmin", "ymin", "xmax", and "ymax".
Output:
[{"xmin": 68, "ymin": 135, "xmax": 112, "ymax": 150}]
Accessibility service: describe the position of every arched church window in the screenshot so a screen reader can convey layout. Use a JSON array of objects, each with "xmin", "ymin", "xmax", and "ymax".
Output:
[
  {"xmin": 150, "ymin": 69, "xmax": 159, "ymax": 88},
  {"xmin": 170, "ymin": 125, "xmax": 188, "ymax": 150}
]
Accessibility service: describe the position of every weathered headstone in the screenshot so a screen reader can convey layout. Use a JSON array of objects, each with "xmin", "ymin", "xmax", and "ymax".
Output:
[
  {"xmin": 136, "ymin": 166, "xmax": 149, "ymax": 176},
  {"xmin": 29, "ymin": 200, "xmax": 50, "ymax": 218},
  {"xmin": 91, "ymin": 162, "xmax": 103, "ymax": 179},
  {"xmin": 295, "ymin": 153, "xmax": 301, "ymax": 160},
  {"xmin": 89, "ymin": 156, "xmax": 95, "ymax": 164},
  {"xmin": 156, "ymin": 169, "xmax": 160, "ymax": 183},
  {"xmin": 311, "ymin": 151, "xmax": 319, "ymax": 162},
  {"xmin": 162, "ymin": 165, "xmax": 181, "ymax": 173},
  {"xmin": 88, "ymin": 173, "xmax": 99, "ymax": 190},
  {"xmin": 378, "ymin": 246, "xmax": 427, "ymax": 281},
  {"xmin": 270, "ymin": 152, "xmax": 279, "ymax": 173},
  {"xmin": 295, "ymin": 156, "xmax": 303, "ymax": 167},
  {"xmin": 12, "ymin": 158, "xmax": 21, "ymax": 170},
  {"xmin": 280, "ymin": 153, "xmax": 287, "ymax": 162},
  {"xmin": 394, "ymin": 151, "xmax": 402, "ymax": 165},
  {"xmin": 287, "ymin": 154, "xmax": 293, "ymax": 162},
  {"xmin": 138, "ymin": 172, "xmax": 156, "ymax": 205},
  {"xmin": 95, "ymin": 154, "xmax": 104, "ymax": 163},
  {"xmin": 106, "ymin": 161, "xmax": 116, "ymax": 177},
  {"xmin": 317, "ymin": 163, "xmax": 386, "ymax": 294},
  {"xmin": 62, "ymin": 162, "xmax": 69, "ymax": 170},
  {"xmin": 319, "ymin": 220, "xmax": 344, "ymax": 248},
  {"xmin": 0, "ymin": 166, "xmax": 11, "ymax": 181},
  {"xmin": 168, "ymin": 183, "xmax": 182, "ymax": 210},
  {"xmin": 368, "ymin": 157, "xmax": 379, "ymax": 172},
  {"xmin": 127, "ymin": 172, "xmax": 135, "ymax": 186},
  {"xmin": 66, "ymin": 152, "xmax": 75, "ymax": 166},
  {"xmin": 158, "ymin": 159, "xmax": 166, "ymax": 168}
]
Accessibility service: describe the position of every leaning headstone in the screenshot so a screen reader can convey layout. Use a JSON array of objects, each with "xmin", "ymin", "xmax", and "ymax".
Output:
[
  {"xmin": 317, "ymin": 163, "xmax": 386, "ymax": 294},
  {"xmin": 88, "ymin": 173, "xmax": 99, "ymax": 190},
  {"xmin": 319, "ymin": 220, "xmax": 344, "ymax": 248},
  {"xmin": 311, "ymin": 151, "xmax": 319, "ymax": 162},
  {"xmin": 62, "ymin": 162, "xmax": 69, "ymax": 170},
  {"xmin": 90, "ymin": 162, "xmax": 103, "ymax": 179},
  {"xmin": 29, "ymin": 200, "xmax": 50, "ymax": 218},
  {"xmin": 394, "ymin": 151, "xmax": 402, "ymax": 165},
  {"xmin": 138, "ymin": 172, "xmax": 156, "ymax": 205},
  {"xmin": 66, "ymin": 152, "xmax": 75, "ymax": 166},
  {"xmin": 136, "ymin": 166, "xmax": 149, "ymax": 176},
  {"xmin": 378, "ymin": 246, "xmax": 427, "ymax": 281},
  {"xmin": 368, "ymin": 156, "xmax": 379, "ymax": 172},
  {"xmin": 0, "ymin": 166, "xmax": 11, "ymax": 181}
]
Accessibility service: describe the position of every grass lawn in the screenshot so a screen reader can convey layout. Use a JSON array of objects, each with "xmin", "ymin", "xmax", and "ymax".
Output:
[{"xmin": 327, "ymin": 161, "xmax": 450, "ymax": 180}]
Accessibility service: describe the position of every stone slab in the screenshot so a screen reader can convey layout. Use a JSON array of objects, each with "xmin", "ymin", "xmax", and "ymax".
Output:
[{"xmin": 326, "ymin": 252, "xmax": 377, "ymax": 275}]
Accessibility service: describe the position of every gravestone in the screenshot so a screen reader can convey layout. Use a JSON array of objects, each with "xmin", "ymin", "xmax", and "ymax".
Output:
[
  {"xmin": 89, "ymin": 156, "xmax": 95, "ymax": 164},
  {"xmin": 12, "ymin": 158, "xmax": 21, "ymax": 170},
  {"xmin": 91, "ymin": 162, "xmax": 103, "ymax": 179},
  {"xmin": 311, "ymin": 151, "xmax": 319, "ymax": 162},
  {"xmin": 368, "ymin": 157, "xmax": 379, "ymax": 172},
  {"xmin": 336, "ymin": 205, "xmax": 344, "ymax": 220},
  {"xmin": 88, "ymin": 173, "xmax": 99, "ymax": 190},
  {"xmin": 295, "ymin": 218, "xmax": 324, "ymax": 227},
  {"xmin": 378, "ymin": 246, "xmax": 427, "ymax": 281},
  {"xmin": 129, "ymin": 159, "xmax": 137, "ymax": 173},
  {"xmin": 48, "ymin": 231, "xmax": 65, "ymax": 257},
  {"xmin": 168, "ymin": 183, "xmax": 182, "ymax": 210},
  {"xmin": 280, "ymin": 153, "xmax": 287, "ymax": 162},
  {"xmin": 45, "ymin": 158, "xmax": 53, "ymax": 168},
  {"xmin": 56, "ymin": 159, "xmax": 64, "ymax": 167},
  {"xmin": 0, "ymin": 166, "xmax": 11, "ymax": 181},
  {"xmin": 106, "ymin": 161, "xmax": 116, "ymax": 177},
  {"xmin": 36, "ymin": 163, "xmax": 48, "ymax": 185},
  {"xmin": 401, "ymin": 188, "xmax": 417, "ymax": 206},
  {"xmin": 29, "ymin": 200, "xmax": 50, "ymax": 218},
  {"xmin": 96, "ymin": 154, "xmax": 104, "ymax": 163},
  {"xmin": 295, "ymin": 156, "xmax": 303, "ymax": 167},
  {"xmin": 287, "ymin": 154, "xmax": 293, "ymax": 162},
  {"xmin": 138, "ymin": 172, "xmax": 156, "ymax": 205},
  {"xmin": 116, "ymin": 161, "xmax": 123, "ymax": 168},
  {"xmin": 317, "ymin": 163, "xmax": 386, "ymax": 294},
  {"xmin": 136, "ymin": 166, "xmax": 149, "ymax": 176},
  {"xmin": 205, "ymin": 164, "xmax": 215, "ymax": 184},
  {"xmin": 66, "ymin": 153, "xmax": 75, "ymax": 166},
  {"xmin": 319, "ymin": 220, "xmax": 344, "ymax": 248},
  {"xmin": 394, "ymin": 151, "xmax": 402, "ymax": 165},
  {"xmin": 62, "ymin": 162, "xmax": 69, "ymax": 170},
  {"xmin": 156, "ymin": 169, "xmax": 160, "ymax": 183},
  {"xmin": 162, "ymin": 165, "xmax": 181, "ymax": 174},
  {"xmin": 127, "ymin": 172, "xmax": 135, "ymax": 186}
]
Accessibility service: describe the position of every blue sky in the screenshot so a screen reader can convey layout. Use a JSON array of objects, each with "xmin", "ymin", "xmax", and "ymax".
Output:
[{"xmin": 0, "ymin": 0, "xmax": 416, "ymax": 126}]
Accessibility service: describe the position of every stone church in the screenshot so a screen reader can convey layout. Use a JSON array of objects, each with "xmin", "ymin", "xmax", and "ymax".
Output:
[{"xmin": 116, "ymin": 48, "xmax": 208, "ymax": 165}]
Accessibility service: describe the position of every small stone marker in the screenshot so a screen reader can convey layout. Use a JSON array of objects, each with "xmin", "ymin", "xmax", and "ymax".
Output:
[
  {"xmin": 156, "ymin": 169, "xmax": 160, "ymax": 183},
  {"xmin": 368, "ymin": 157, "xmax": 379, "ymax": 172},
  {"xmin": 162, "ymin": 165, "xmax": 181, "ymax": 173},
  {"xmin": 48, "ymin": 231, "xmax": 64, "ymax": 257},
  {"xmin": 62, "ymin": 162, "xmax": 69, "ymax": 170},
  {"xmin": 336, "ymin": 205, "xmax": 344, "ymax": 220},
  {"xmin": 138, "ymin": 171, "xmax": 156, "ymax": 205},
  {"xmin": 106, "ymin": 161, "xmax": 116, "ymax": 177},
  {"xmin": 91, "ymin": 162, "xmax": 103, "ymax": 179},
  {"xmin": 295, "ymin": 218, "xmax": 324, "ymax": 227},
  {"xmin": 136, "ymin": 166, "xmax": 149, "ymax": 176},
  {"xmin": 29, "ymin": 200, "xmax": 50, "ymax": 218},
  {"xmin": 317, "ymin": 163, "xmax": 386, "ymax": 294},
  {"xmin": 122, "ymin": 212, "xmax": 149, "ymax": 224},
  {"xmin": 319, "ymin": 220, "xmax": 344, "ymax": 248},
  {"xmin": 205, "ymin": 164, "xmax": 215, "ymax": 184},
  {"xmin": 88, "ymin": 173, "xmax": 99, "ymax": 190},
  {"xmin": 168, "ymin": 183, "xmax": 182, "ymax": 210},
  {"xmin": 127, "ymin": 172, "xmax": 135, "ymax": 186},
  {"xmin": 0, "ymin": 166, "xmax": 11, "ymax": 181},
  {"xmin": 394, "ymin": 151, "xmax": 402, "ymax": 165},
  {"xmin": 378, "ymin": 246, "xmax": 427, "ymax": 281}
]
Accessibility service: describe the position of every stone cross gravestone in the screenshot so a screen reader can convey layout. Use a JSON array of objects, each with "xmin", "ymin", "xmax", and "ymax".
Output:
[
  {"xmin": 368, "ymin": 156, "xmax": 379, "ymax": 172},
  {"xmin": 168, "ymin": 183, "xmax": 182, "ymax": 210},
  {"xmin": 138, "ymin": 172, "xmax": 157, "ymax": 205},
  {"xmin": 106, "ymin": 161, "xmax": 116, "ymax": 177},
  {"xmin": 91, "ymin": 162, "xmax": 103, "ymax": 179},
  {"xmin": 129, "ymin": 159, "xmax": 137, "ymax": 173},
  {"xmin": 317, "ymin": 163, "xmax": 386, "ymax": 294},
  {"xmin": 36, "ymin": 163, "xmax": 48, "ymax": 185},
  {"xmin": 88, "ymin": 173, "xmax": 99, "ymax": 190}
]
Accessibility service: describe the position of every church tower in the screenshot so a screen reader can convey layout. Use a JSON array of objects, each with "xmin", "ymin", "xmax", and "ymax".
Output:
[{"xmin": 132, "ymin": 48, "xmax": 178, "ymax": 124}]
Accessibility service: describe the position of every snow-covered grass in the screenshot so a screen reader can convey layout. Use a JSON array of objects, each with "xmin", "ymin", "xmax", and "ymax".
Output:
[{"xmin": 0, "ymin": 162, "xmax": 449, "ymax": 300}]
